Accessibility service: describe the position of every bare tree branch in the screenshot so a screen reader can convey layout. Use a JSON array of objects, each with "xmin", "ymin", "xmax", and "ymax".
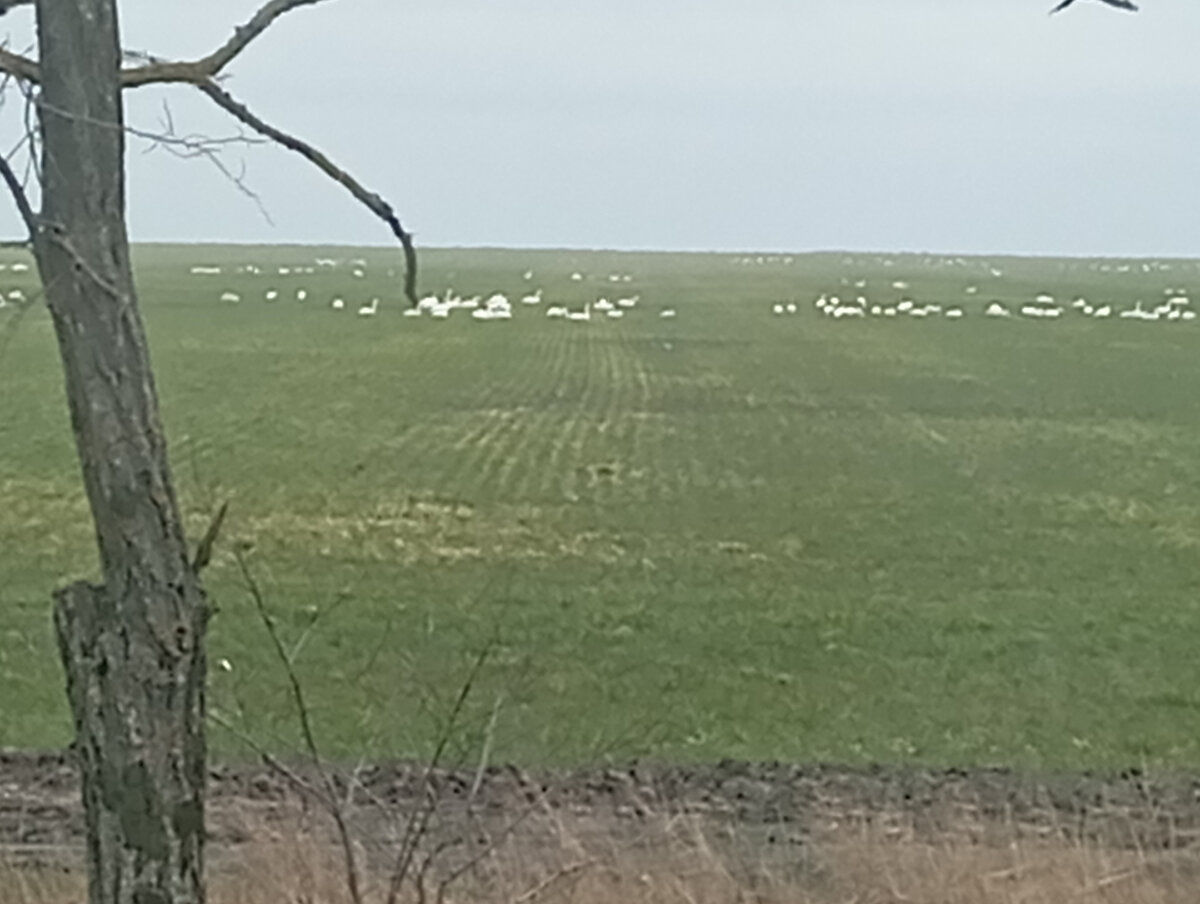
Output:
[
  {"xmin": 122, "ymin": 0, "xmax": 335, "ymax": 88},
  {"xmin": 196, "ymin": 80, "xmax": 419, "ymax": 304},
  {"xmin": 0, "ymin": 147, "xmax": 35, "ymax": 240},
  {"xmin": 0, "ymin": 2, "xmax": 420, "ymax": 302},
  {"xmin": 0, "ymin": 47, "xmax": 37, "ymax": 82},
  {"xmin": 234, "ymin": 547, "xmax": 367, "ymax": 904},
  {"xmin": 1, "ymin": 1, "xmax": 334, "ymax": 87}
]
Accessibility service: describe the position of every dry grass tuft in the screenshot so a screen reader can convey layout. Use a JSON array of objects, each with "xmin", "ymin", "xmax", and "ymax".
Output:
[{"xmin": 6, "ymin": 809, "xmax": 1200, "ymax": 904}]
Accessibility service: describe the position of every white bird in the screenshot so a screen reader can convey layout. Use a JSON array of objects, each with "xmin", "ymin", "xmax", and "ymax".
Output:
[
  {"xmin": 785, "ymin": 303, "xmax": 797, "ymax": 314},
  {"xmin": 570, "ymin": 272, "xmax": 583, "ymax": 281},
  {"xmin": 265, "ymin": 289, "xmax": 278, "ymax": 301},
  {"xmin": 985, "ymin": 302, "xmax": 1010, "ymax": 317},
  {"xmin": 1093, "ymin": 305, "xmax": 1112, "ymax": 318},
  {"xmin": 522, "ymin": 288, "xmax": 544, "ymax": 305},
  {"xmin": 566, "ymin": 303, "xmax": 591, "ymax": 322},
  {"xmin": 523, "ymin": 270, "xmax": 534, "ymax": 280},
  {"xmin": 945, "ymin": 308, "xmax": 964, "ymax": 319},
  {"xmin": 296, "ymin": 289, "xmax": 308, "ymax": 301},
  {"xmin": 402, "ymin": 306, "xmax": 421, "ymax": 317},
  {"xmin": 606, "ymin": 309, "xmax": 624, "ymax": 319},
  {"xmin": 594, "ymin": 298, "xmax": 614, "ymax": 311},
  {"xmin": 352, "ymin": 268, "xmax": 365, "ymax": 279},
  {"xmin": 659, "ymin": 308, "xmax": 677, "ymax": 318},
  {"xmin": 331, "ymin": 298, "xmax": 345, "ymax": 310},
  {"xmin": 358, "ymin": 298, "xmax": 379, "ymax": 316},
  {"xmin": 772, "ymin": 304, "xmax": 784, "ymax": 315},
  {"xmin": 616, "ymin": 294, "xmax": 640, "ymax": 308},
  {"xmin": 220, "ymin": 292, "xmax": 240, "ymax": 303},
  {"xmin": 545, "ymin": 306, "xmax": 568, "ymax": 318}
]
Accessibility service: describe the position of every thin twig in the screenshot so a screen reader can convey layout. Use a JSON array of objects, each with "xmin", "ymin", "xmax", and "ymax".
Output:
[
  {"xmin": 190, "ymin": 500, "xmax": 229, "ymax": 574},
  {"xmin": 43, "ymin": 224, "xmax": 122, "ymax": 299},
  {"xmin": 469, "ymin": 693, "xmax": 503, "ymax": 803},
  {"xmin": 0, "ymin": 145, "xmax": 35, "ymax": 240},
  {"xmin": 209, "ymin": 709, "xmax": 325, "ymax": 801},
  {"xmin": 511, "ymin": 860, "xmax": 598, "ymax": 904},
  {"xmin": 385, "ymin": 643, "xmax": 493, "ymax": 904},
  {"xmin": 234, "ymin": 547, "xmax": 366, "ymax": 904}
]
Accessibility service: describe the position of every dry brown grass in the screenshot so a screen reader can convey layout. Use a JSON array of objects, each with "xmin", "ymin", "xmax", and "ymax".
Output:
[{"xmin": 6, "ymin": 809, "xmax": 1200, "ymax": 904}]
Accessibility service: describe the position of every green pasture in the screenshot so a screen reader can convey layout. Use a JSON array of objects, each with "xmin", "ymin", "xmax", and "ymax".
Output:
[{"xmin": 3, "ymin": 244, "xmax": 1200, "ymax": 770}]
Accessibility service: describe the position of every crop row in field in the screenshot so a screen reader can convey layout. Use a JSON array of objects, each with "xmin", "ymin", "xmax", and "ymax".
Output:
[{"xmin": 3, "ymin": 245, "xmax": 1200, "ymax": 770}]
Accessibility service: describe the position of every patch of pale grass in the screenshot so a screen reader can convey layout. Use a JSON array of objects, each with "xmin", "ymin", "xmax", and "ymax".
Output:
[{"xmin": 6, "ymin": 812, "xmax": 1199, "ymax": 904}]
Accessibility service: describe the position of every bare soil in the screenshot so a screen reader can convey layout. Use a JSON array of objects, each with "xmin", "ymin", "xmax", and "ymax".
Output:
[{"xmin": 5, "ymin": 749, "xmax": 1200, "ymax": 870}]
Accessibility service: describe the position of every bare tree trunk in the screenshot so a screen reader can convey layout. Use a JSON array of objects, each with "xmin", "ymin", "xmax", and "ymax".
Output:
[{"xmin": 35, "ymin": 2, "xmax": 208, "ymax": 903}]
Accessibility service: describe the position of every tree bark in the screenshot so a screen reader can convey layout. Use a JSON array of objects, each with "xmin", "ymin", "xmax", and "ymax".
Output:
[{"xmin": 35, "ymin": 2, "xmax": 208, "ymax": 903}]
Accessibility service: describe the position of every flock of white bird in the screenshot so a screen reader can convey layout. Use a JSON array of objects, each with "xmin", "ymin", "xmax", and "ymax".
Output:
[
  {"xmin": 192, "ymin": 259, "xmax": 679, "ymax": 323},
  {"xmin": 772, "ymin": 280, "xmax": 1196, "ymax": 324},
  {"xmin": 188, "ymin": 253, "xmax": 1200, "ymax": 328}
]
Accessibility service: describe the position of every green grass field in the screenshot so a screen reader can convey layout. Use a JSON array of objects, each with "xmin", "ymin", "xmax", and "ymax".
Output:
[{"xmin": 3, "ymin": 244, "xmax": 1200, "ymax": 770}]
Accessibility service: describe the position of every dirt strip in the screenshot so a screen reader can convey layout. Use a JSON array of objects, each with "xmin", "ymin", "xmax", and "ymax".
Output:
[{"xmin": 5, "ymin": 750, "xmax": 1200, "ymax": 869}]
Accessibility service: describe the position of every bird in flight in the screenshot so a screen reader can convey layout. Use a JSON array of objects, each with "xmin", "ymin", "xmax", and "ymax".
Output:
[{"xmin": 1049, "ymin": 0, "xmax": 1138, "ymax": 13}]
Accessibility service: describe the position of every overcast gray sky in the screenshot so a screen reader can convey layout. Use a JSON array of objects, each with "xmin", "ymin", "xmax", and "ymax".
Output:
[{"xmin": 3, "ymin": 1, "xmax": 1196, "ymax": 255}]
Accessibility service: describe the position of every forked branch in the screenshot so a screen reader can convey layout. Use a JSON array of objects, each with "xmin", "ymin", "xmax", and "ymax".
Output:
[
  {"xmin": 122, "ymin": 0, "xmax": 335, "ymax": 87},
  {"xmin": 197, "ymin": 81, "xmax": 418, "ymax": 304},
  {"xmin": 0, "ymin": 0, "xmax": 420, "ymax": 300}
]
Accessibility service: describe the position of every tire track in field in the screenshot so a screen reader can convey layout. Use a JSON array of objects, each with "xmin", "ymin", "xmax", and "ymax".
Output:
[
  {"xmin": 506, "ymin": 326, "xmax": 582, "ymax": 502},
  {"xmin": 312, "ymin": 326, "xmax": 455, "ymax": 479},
  {"xmin": 592, "ymin": 329, "xmax": 645, "ymax": 508},
  {"xmin": 458, "ymin": 325, "xmax": 569, "ymax": 501},
  {"xmin": 436, "ymin": 324, "xmax": 570, "ymax": 501},
  {"xmin": 509, "ymin": 324, "xmax": 580, "ymax": 502},
  {"xmin": 538, "ymin": 325, "xmax": 599, "ymax": 501},
  {"xmin": 439, "ymin": 407, "xmax": 524, "ymax": 501}
]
